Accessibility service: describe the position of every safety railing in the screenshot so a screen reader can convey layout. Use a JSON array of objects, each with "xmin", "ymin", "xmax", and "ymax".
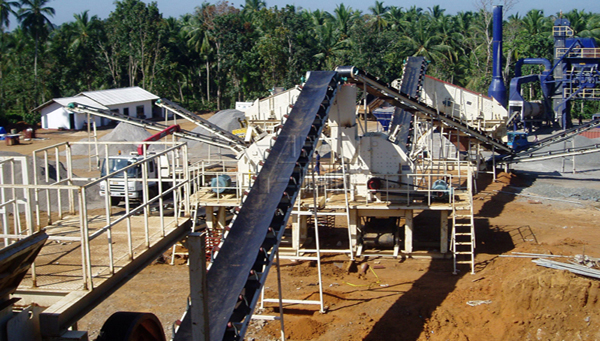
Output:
[
  {"xmin": 0, "ymin": 156, "xmax": 34, "ymax": 248},
  {"xmin": 1, "ymin": 141, "xmax": 191, "ymax": 291},
  {"xmin": 299, "ymin": 159, "xmax": 473, "ymax": 208},
  {"xmin": 556, "ymin": 47, "xmax": 600, "ymax": 59},
  {"xmin": 553, "ymin": 25, "xmax": 574, "ymax": 37},
  {"xmin": 188, "ymin": 159, "xmax": 250, "ymax": 206},
  {"xmin": 359, "ymin": 173, "xmax": 457, "ymax": 206},
  {"xmin": 564, "ymin": 87, "xmax": 600, "ymax": 99}
]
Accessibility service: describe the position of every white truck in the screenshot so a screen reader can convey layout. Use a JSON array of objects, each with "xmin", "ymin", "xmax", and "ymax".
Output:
[
  {"xmin": 99, "ymin": 125, "xmax": 179, "ymax": 206},
  {"xmin": 99, "ymin": 154, "xmax": 162, "ymax": 206}
]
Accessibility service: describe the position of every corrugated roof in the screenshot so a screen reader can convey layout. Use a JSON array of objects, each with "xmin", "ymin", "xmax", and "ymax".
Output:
[
  {"xmin": 34, "ymin": 96, "xmax": 108, "ymax": 112},
  {"xmin": 79, "ymin": 86, "xmax": 159, "ymax": 106},
  {"xmin": 54, "ymin": 96, "xmax": 109, "ymax": 110}
]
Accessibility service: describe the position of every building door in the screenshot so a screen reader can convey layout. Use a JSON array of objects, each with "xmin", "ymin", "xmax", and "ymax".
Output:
[{"xmin": 69, "ymin": 113, "xmax": 75, "ymax": 130}]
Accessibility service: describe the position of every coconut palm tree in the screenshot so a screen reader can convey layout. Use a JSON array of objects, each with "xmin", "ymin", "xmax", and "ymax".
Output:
[
  {"xmin": 368, "ymin": 1, "xmax": 389, "ymax": 32},
  {"xmin": 0, "ymin": 0, "xmax": 19, "ymax": 30},
  {"xmin": 333, "ymin": 4, "xmax": 358, "ymax": 39},
  {"xmin": 18, "ymin": 0, "xmax": 54, "ymax": 105},
  {"xmin": 383, "ymin": 6, "xmax": 404, "ymax": 31}
]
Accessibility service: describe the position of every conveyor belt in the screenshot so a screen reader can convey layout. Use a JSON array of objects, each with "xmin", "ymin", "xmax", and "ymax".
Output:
[
  {"xmin": 69, "ymin": 103, "xmax": 241, "ymax": 153},
  {"xmin": 174, "ymin": 71, "xmax": 339, "ymax": 341},
  {"xmin": 155, "ymin": 98, "xmax": 246, "ymax": 153},
  {"xmin": 390, "ymin": 57, "xmax": 427, "ymax": 149},
  {"xmin": 498, "ymin": 142, "xmax": 600, "ymax": 164},
  {"xmin": 336, "ymin": 66, "xmax": 513, "ymax": 154},
  {"xmin": 516, "ymin": 118, "xmax": 600, "ymax": 154}
]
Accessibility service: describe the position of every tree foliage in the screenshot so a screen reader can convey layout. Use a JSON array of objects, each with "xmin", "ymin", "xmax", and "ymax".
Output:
[{"xmin": 1, "ymin": 1, "xmax": 599, "ymax": 125}]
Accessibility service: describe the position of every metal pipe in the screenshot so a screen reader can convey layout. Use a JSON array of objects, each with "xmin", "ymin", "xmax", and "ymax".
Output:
[
  {"xmin": 488, "ymin": 5, "xmax": 507, "ymax": 107},
  {"xmin": 514, "ymin": 58, "xmax": 552, "ymax": 77}
]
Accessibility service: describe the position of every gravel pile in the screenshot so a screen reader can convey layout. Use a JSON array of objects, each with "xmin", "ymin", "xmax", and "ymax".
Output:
[
  {"xmin": 511, "ymin": 133, "xmax": 600, "ymax": 203},
  {"xmin": 513, "ymin": 134, "xmax": 600, "ymax": 176},
  {"xmin": 69, "ymin": 122, "xmax": 152, "ymax": 156},
  {"xmin": 183, "ymin": 109, "xmax": 245, "ymax": 160},
  {"xmin": 522, "ymin": 182, "xmax": 600, "ymax": 202}
]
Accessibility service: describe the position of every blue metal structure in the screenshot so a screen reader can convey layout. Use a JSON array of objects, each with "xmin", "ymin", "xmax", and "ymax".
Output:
[
  {"xmin": 488, "ymin": 6, "xmax": 507, "ymax": 107},
  {"xmin": 508, "ymin": 18, "xmax": 600, "ymax": 129}
]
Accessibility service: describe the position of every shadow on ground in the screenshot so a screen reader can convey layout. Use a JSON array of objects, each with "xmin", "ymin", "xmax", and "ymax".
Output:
[{"xmin": 364, "ymin": 173, "xmax": 520, "ymax": 340}]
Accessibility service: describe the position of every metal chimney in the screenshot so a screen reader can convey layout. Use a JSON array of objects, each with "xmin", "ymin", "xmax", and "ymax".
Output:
[{"xmin": 488, "ymin": 5, "xmax": 507, "ymax": 107}]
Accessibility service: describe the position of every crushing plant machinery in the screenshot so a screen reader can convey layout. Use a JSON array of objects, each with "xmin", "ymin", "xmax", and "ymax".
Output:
[
  {"xmin": 4, "ymin": 6, "xmax": 600, "ymax": 338},
  {"xmin": 508, "ymin": 16, "xmax": 600, "ymax": 129}
]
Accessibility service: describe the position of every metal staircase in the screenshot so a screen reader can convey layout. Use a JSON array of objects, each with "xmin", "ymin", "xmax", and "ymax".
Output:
[{"xmin": 451, "ymin": 186, "xmax": 475, "ymax": 275}]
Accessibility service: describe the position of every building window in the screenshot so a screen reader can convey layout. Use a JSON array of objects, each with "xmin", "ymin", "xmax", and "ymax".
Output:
[
  {"xmin": 136, "ymin": 105, "xmax": 145, "ymax": 118},
  {"xmin": 123, "ymin": 107, "xmax": 129, "ymax": 116}
]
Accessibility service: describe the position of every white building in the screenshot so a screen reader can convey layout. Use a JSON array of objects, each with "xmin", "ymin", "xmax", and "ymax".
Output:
[{"xmin": 36, "ymin": 87, "xmax": 160, "ymax": 130}]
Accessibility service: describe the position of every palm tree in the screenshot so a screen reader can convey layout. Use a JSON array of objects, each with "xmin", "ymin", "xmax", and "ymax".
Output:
[
  {"xmin": 562, "ymin": 9, "xmax": 590, "ymax": 35},
  {"xmin": 184, "ymin": 10, "xmax": 215, "ymax": 104},
  {"xmin": 333, "ymin": 4, "xmax": 357, "ymax": 38},
  {"xmin": 313, "ymin": 22, "xmax": 348, "ymax": 70},
  {"xmin": 18, "ymin": 0, "xmax": 54, "ymax": 105},
  {"xmin": 578, "ymin": 13, "xmax": 600, "ymax": 41},
  {"xmin": 396, "ymin": 19, "xmax": 452, "ymax": 65},
  {"xmin": 0, "ymin": 0, "xmax": 19, "ymax": 30},
  {"xmin": 521, "ymin": 9, "xmax": 549, "ymax": 36},
  {"xmin": 242, "ymin": 0, "xmax": 266, "ymax": 13},
  {"xmin": 383, "ymin": 6, "xmax": 404, "ymax": 31},
  {"xmin": 427, "ymin": 5, "xmax": 446, "ymax": 22},
  {"xmin": 67, "ymin": 10, "xmax": 101, "ymax": 90},
  {"xmin": 68, "ymin": 10, "xmax": 100, "ymax": 52},
  {"xmin": 369, "ymin": 1, "xmax": 388, "ymax": 32},
  {"xmin": 304, "ymin": 9, "xmax": 333, "ymax": 27}
]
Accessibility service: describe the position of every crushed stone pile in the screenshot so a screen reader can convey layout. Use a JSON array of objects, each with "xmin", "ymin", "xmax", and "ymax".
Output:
[
  {"xmin": 183, "ymin": 109, "xmax": 245, "ymax": 161},
  {"xmin": 513, "ymin": 135, "xmax": 600, "ymax": 176},
  {"xmin": 511, "ymin": 134, "xmax": 600, "ymax": 202},
  {"xmin": 69, "ymin": 122, "xmax": 153, "ymax": 156}
]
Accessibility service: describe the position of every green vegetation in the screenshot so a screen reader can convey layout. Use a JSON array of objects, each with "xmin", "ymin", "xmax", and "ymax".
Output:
[{"xmin": 0, "ymin": 0, "xmax": 599, "ymax": 124}]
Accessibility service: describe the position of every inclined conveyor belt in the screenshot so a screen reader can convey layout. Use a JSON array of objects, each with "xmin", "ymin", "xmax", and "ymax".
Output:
[
  {"xmin": 335, "ymin": 66, "xmax": 513, "ymax": 154},
  {"xmin": 174, "ymin": 71, "xmax": 339, "ymax": 341},
  {"xmin": 498, "ymin": 142, "xmax": 600, "ymax": 164},
  {"xmin": 69, "ymin": 103, "xmax": 241, "ymax": 153},
  {"xmin": 155, "ymin": 98, "xmax": 247, "ymax": 153},
  {"xmin": 515, "ymin": 118, "xmax": 600, "ymax": 154}
]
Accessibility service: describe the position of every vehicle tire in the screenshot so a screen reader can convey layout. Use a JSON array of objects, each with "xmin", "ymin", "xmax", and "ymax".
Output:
[
  {"xmin": 96, "ymin": 311, "xmax": 166, "ymax": 341},
  {"xmin": 110, "ymin": 197, "xmax": 121, "ymax": 206}
]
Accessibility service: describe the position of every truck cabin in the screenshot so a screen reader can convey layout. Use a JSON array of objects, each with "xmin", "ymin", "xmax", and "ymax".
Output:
[
  {"xmin": 100, "ymin": 157, "xmax": 155, "ymax": 178},
  {"xmin": 507, "ymin": 131, "xmax": 530, "ymax": 151}
]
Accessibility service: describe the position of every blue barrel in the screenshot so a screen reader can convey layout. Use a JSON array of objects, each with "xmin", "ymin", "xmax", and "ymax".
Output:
[{"xmin": 211, "ymin": 175, "xmax": 231, "ymax": 194}]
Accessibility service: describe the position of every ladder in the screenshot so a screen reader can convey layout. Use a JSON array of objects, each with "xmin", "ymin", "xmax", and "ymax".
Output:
[{"xmin": 451, "ymin": 186, "xmax": 475, "ymax": 275}]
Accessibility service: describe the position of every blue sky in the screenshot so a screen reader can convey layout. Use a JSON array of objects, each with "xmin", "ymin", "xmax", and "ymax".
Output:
[{"xmin": 6, "ymin": 0, "xmax": 600, "ymax": 28}]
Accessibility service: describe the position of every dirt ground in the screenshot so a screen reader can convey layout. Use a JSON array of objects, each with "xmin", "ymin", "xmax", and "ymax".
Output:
[
  {"xmin": 73, "ymin": 172, "xmax": 600, "ymax": 341},
  {"xmin": 3, "ymin": 127, "xmax": 600, "ymax": 340}
]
